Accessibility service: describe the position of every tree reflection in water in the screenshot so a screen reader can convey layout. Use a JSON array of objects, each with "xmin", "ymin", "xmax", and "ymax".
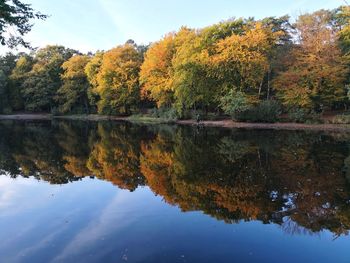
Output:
[{"xmin": 0, "ymin": 120, "xmax": 350, "ymax": 237}]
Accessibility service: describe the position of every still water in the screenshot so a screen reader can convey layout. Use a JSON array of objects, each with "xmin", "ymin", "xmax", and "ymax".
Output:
[{"xmin": 0, "ymin": 120, "xmax": 350, "ymax": 263}]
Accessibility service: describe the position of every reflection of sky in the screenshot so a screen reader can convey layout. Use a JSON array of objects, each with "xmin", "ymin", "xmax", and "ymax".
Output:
[{"xmin": 0, "ymin": 176, "xmax": 349, "ymax": 263}]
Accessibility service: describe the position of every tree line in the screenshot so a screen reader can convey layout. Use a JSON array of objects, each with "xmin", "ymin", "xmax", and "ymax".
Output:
[{"xmin": 1, "ymin": 6, "xmax": 350, "ymax": 119}]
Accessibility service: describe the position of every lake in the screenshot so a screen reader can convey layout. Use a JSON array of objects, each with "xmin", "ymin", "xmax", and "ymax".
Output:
[{"xmin": 0, "ymin": 120, "xmax": 350, "ymax": 263}]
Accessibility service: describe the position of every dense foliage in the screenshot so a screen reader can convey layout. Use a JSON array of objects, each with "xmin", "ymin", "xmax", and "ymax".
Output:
[
  {"xmin": 1, "ymin": 6, "xmax": 350, "ymax": 121},
  {"xmin": 0, "ymin": 0, "xmax": 47, "ymax": 48}
]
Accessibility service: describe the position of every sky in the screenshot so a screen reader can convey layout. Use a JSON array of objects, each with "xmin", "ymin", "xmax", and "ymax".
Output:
[{"xmin": 2, "ymin": 0, "xmax": 345, "ymax": 53}]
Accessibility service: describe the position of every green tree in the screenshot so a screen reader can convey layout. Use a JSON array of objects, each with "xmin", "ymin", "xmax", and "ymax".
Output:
[
  {"xmin": 172, "ymin": 27, "xmax": 217, "ymax": 115},
  {"xmin": 220, "ymin": 89, "xmax": 250, "ymax": 118},
  {"xmin": 0, "ymin": 70, "xmax": 8, "ymax": 113},
  {"xmin": 260, "ymin": 16, "xmax": 293, "ymax": 100},
  {"xmin": 0, "ymin": 0, "xmax": 47, "ymax": 48},
  {"xmin": 0, "ymin": 53, "xmax": 18, "ymax": 113},
  {"xmin": 57, "ymin": 55, "xmax": 91, "ymax": 114},
  {"xmin": 21, "ymin": 45, "xmax": 77, "ymax": 112},
  {"xmin": 8, "ymin": 53, "xmax": 34, "ymax": 111},
  {"xmin": 85, "ymin": 51, "xmax": 104, "ymax": 111},
  {"xmin": 335, "ymin": 6, "xmax": 350, "ymax": 55}
]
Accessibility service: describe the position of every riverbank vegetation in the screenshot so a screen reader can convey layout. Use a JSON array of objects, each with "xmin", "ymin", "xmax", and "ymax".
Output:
[{"xmin": 1, "ymin": 6, "xmax": 350, "ymax": 123}]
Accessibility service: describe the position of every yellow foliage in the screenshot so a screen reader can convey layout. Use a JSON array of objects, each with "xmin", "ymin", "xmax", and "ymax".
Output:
[{"xmin": 140, "ymin": 33, "xmax": 177, "ymax": 107}]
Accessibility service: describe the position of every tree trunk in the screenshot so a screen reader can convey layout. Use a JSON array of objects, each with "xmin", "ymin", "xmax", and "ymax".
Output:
[
  {"xmin": 84, "ymin": 97, "xmax": 89, "ymax": 114},
  {"xmin": 258, "ymin": 79, "xmax": 263, "ymax": 98},
  {"xmin": 124, "ymin": 105, "xmax": 130, "ymax": 115},
  {"xmin": 267, "ymin": 68, "xmax": 271, "ymax": 100}
]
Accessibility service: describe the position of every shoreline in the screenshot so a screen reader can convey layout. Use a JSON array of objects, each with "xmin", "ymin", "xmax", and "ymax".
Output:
[{"xmin": 1, "ymin": 114, "xmax": 350, "ymax": 132}]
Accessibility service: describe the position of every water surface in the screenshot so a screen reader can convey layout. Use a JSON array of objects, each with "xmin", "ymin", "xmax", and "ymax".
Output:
[{"xmin": 0, "ymin": 120, "xmax": 350, "ymax": 263}]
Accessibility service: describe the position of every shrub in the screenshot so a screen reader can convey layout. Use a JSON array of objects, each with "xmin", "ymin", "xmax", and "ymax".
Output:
[
  {"xmin": 60, "ymin": 105, "xmax": 88, "ymax": 115},
  {"xmin": 330, "ymin": 114, "xmax": 350, "ymax": 124},
  {"xmin": 236, "ymin": 100, "xmax": 281, "ymax": 123},
  {"xmin": 287, "ymin": 108, "xmax": 309, "ymax": 123},
  {"xmin": 203, "ymin": 112, "xmax": 222, "ymax": 121},
  {"xmin": 178, "ymin": 109, "xmax": 199, "ymax": 120},
  {"xmin": 2, "ymin": 107, "xmax": 12, "ymax": 114},
  {"xmin": 179, "ymin": 109, "xmax": 222, "ymax": 121},
  {"xmin": 150, "ymin": 107, "xmax": 178, "ymax": 121},
  {"xmin": 287, "ymin": 108, "xmax": 323, "ymax": 124},
  {"xmin": 220, "ymin": 90, "xmax": 250, "ymax": 119},
  {"xmin": 50, "ymin": 107, "xmax": 59, "ymax": 116}
]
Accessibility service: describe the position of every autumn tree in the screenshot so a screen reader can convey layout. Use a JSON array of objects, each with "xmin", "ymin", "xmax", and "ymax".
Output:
[
  {"xmin": 140, "ymin": 33, "xmax": 177, "ymax": 107},
  {"xmin": 85, "ymin": 51, "xmax": 104, "ymax": 111},
  {"xmin": 57, "ymin": 55, "xmax": 91, "ymax": 114},
  {"xmin": 172, "ymin": 20, "xmax": 257, "ymax": 115},
  {"xmin": 96, "ymin": 44, "xmax": 142, "ymax": 114},
  {"xmin": 274, "ymin": 10, "xmax": 348, "ymax": 109},
  {"xmin": 212, "ymin": 22, "xmax": 282, "ymax": 105}
]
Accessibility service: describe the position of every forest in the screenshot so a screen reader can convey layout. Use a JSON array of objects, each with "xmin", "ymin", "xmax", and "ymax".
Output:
[{"xmin": 1, "ymin": 6, "xmax": 350, "ymax": 123}]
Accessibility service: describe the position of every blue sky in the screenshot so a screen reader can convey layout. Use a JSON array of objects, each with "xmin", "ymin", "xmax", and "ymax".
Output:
[{"xmin": 10, "ymin": 0, "xmax": 345, "ymax": 53}]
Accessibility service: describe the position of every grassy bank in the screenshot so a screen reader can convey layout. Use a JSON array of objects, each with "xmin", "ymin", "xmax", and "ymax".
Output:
[
  {"xmin": 127, "ymin": 115, "xmax": 176, "ymax": 124},
  {"xmin": 1, "ymin": 113, "xmax": 350, "ymax": 132}
]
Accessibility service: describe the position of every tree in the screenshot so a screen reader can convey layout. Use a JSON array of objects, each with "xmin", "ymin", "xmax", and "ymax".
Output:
[
  {"xmin": 0, "ymin": 70, "xmax": 8, "ymax": 113},
  {"xmin": 8, "ymin": 53, "xmax": 33, "ymax": 111},
  {"xmin": 274, "ymin": 10, "xmax": 349, "ymax": 109},
  {"xmin": 96, "ymin": 44, "xmax": 142, "ymax": 115},
  {"xmin": 57, "ymin": 55, "xmax": 91, "ymax": 114},
  {"xmin": 212, "ymin": 22, "xmax": 281, "ymax": 104},
  {"xmin": 21, "ymin": 45, "xmax": 77, "ymax": 112},
  {"xmin": 0, "ymin": 52, "xmax": 17, "ymax": 113},
  {"xmin": 172, "ymin": 27, "xmax": 217, "ymax": 115},
  {"xmin": 85, "ymin": 51, "xmax": 104, "ymax": 111},
  {"xmin": 125, "ymin": 39, "xmax": 149, "ymax": 60},
  {"xmin": 0, "ymin": 0, "xmax": 47, "ymax": 48},
  {"xmin": 200, "ymin": 18, "xmax": 246, "ymax": 47},
  {"xmin": 140, "ymin": 33, "xmax": 177, "ymax": 107},
  {"xmin": 335, "ymin": 5, "xmax": 350, "ymax": 55},
  {"xmin": 140, "ymin": 25, "xmax": 223, "ymax": 114},
  {"xmin": 219, "ymin": 89, "xmax": 250, "ymax": 118},
  {"xmin": 260, "ymin": 16, "xmax": 293, "ymax": 100}
]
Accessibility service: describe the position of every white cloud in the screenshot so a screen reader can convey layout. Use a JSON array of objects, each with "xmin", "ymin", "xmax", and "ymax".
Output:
[{"xmin": 50, "ymin": 189, "xmax": 140, "ymax": 262}]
